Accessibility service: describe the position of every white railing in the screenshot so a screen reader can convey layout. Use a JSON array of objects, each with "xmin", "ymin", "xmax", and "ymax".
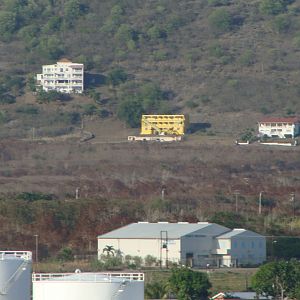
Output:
[
  {"xmin": 32, "ymin": 272, "xmax": 144, "ymax": 282},
  {"xmin": 0, "ymin": 251, "xmax": 32, "ymax": 261}
]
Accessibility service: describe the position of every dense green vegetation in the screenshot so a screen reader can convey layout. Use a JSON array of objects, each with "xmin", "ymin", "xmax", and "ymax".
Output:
[
  {"xmin": 252, "ymin": 259, "xmax": 300, "ymax": 299},
  {"xmin": 0, "ymin": 0, "xmax": 300, "ymax": 129}
]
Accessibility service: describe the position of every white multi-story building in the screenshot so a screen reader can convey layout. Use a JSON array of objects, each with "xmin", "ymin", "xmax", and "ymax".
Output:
[
  {"xmin": 258, "ymin": 117, "xmax": 300, "ymax": 138},
  {"xmin": 97, "ymin": 222, "xmax": 266, "ymax": 267},
  {"xmin": 37, "ymin": 59, "xmax": 84, "ymax": 93}
]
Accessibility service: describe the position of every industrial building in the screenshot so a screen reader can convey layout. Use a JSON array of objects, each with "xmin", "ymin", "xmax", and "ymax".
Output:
[
  {"xmin": 258, "ymin": 117, "xmax": 300, "ymax": 138},
  {"xmin": 216, "ymin": 229, "xmax": 266, "ymax": 267},
  {"xmin": 97, "ymin": 222, "xmax": 266, "ymax": 267},
  {"xmin": 141, "ymin": 115, "xmax": 187, "ymax": 136},
  {"xmin": 36, "ymin": 59, "xmax": 84, "ymax": 93}
]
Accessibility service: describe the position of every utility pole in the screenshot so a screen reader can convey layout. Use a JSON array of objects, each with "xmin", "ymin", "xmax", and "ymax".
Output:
[
  {"xmin": 161, "ymin": 187, "xmax": 166, "ymax": 201},
  {"xmin": 234, "ymin": 190, "xmax": 240, "ymax": 213},
  {"xmin": 75, "ymin": 187, "xmax": 80, "ymax": 200},
  {"xmin": 34, "ymin": 234, "xmax": 39, "ymax": 264},
  {"xmin": 259, "ymin": 191, "xmax": 263, "ymax": 215},
  {"xmin": 290, "ymin": 192, "xmax": 295, "ymax": 218}
]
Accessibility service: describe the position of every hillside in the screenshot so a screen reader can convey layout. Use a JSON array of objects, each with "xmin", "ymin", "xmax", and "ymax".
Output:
[{"xmin": 0, "ymin": 0, "xmax": 300, "ymax": 257}]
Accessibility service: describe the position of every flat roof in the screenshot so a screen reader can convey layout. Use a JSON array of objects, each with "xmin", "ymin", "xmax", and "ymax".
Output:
[{"xmin": 98, "ymin": 222, "xmax": 230, "ymax": 239}]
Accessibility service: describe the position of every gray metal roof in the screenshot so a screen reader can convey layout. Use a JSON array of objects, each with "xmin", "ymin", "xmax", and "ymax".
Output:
[
  {"xmin": 98, "ymin": 222, "xmax": 230, "ymax": 239},
  {"xmin": 217, "ymin": 229, "xmax": 264, "ymax": 239}
]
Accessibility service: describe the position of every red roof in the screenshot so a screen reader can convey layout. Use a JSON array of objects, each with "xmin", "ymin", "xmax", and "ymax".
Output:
[
  {"xmin": 58, "ymin": 58, "xmax": 72, "ymax": 63},
  {"xmin": 259, "ymin": 117, "xmax": 300, "ymax": 124}
]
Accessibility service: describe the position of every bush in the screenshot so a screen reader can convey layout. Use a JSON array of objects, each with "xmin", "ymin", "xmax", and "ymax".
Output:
[
  {"xmin": 0, "ymin": 94, "xmax": 16, "ymax": 104},
  {"xmin": 147, "ymin": 25, "xmax": 167, "ymax": 40},
  {"xmin": 169, "ymin": 267, "xmax": 211, "ymax": 300},
  {"xmin": 239, "ymin": 128, "xmax": 256, "ymax": 142},
  {"xmin": 208, "ymin": 0, "xmax": 231, "ymax": 6},
  {"xmin": 208, "ymin": 42, "xmax": 225, "ymax": 58},
  {"xmin": 145, "ymin": 255, "xmax": 157, "ymax": 267},
  {"xmin": 272, "ymin": 14, "xmax": 291, "ymax": 33},
  {"xmin": 0, "ymin": 11, "xmax": 17, "ymax": 41},
  {"xmin": 57, "ymin": 247, "xmax": 74, "ymax": 262},
  {"xmin": 17, "ymin": 192, "xmax": 55, "ymax": 201},
  {"xmin": 117, "ymin": 98, "xmax": 144, "ymax": 127},
  {"xmin": 36, "ymin": 90, "xmax": 72, "ymax": 103},
  {"xmin": 16, "ymin": 105, "xmax": 39, "ymax": 115},
  {"xmin": 0, "ymin": 111, "xmax": 8, "ymax": 123},
  {"xmin": 259, "ymin": 0, "xmax": 292, "ymax": 15},
  {"xmin": 208, "ymin": 8, "xmax": 232, "ymax": 33},
  {"xmin": 82, "ymin": 104, "xmax": 98, "ymax": 116},
  {"xmin": 186, "ymin": 100, "xmax": 199, "ymax": 109},
  {"xmin": 107, "ymin": 68, "xmax": 128, "ymax": 87},
  {"xmin": 145, "ymin": 281, "xmax": 168, "ymax": 299},
  {"xmin": 238, "ymin": 50, "xmax": 255, "ymax": 66}
]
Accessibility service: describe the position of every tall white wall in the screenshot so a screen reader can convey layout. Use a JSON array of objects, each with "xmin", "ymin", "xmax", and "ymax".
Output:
[
  {"xmin": 98, "ymin": 238, "xmax": 181, "ymax": 264},
  {"xmin": 229, "ymin": 236, "xmax": 266, "ymax": 265},
  {"xmin": 33, "ymin": 281, "xmax": 144, "ymax": 300}
]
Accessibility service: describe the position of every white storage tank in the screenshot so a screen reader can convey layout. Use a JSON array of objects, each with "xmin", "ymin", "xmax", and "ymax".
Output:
[
  {"xmin": 33, "ymin": 272, "xmax": 144, "ymax": 300},
  {"xmin": 0, "ymin": 251, "xmax": 32, "ymax": 300}
]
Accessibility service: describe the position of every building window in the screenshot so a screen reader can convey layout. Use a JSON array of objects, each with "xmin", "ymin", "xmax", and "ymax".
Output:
[
  {"xmin": 251, "ymin": 241, "xmax": 255, "ymax": 249},
  {"xmin": 233, "ymin": 241, "xmax": 237, "ymax": 248},
  {"xmin": 241, "ymin": 241, "xmax": 245, "ymax": 248}
]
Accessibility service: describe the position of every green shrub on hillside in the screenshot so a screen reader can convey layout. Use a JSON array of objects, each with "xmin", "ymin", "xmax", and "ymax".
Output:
[
  {"xmin": 209, "ymin": 42, "xmax": 225, "ymax": 58},
  {"xmin": 57, "ymin": 247, "xmax": 74, "ymax": 261},
  {"xmin": 272, "ymin": 14, "xmax": 291, "ymax": 33},
  {"xmin": 36, "ymin": 90, "xmax": 72, "ymax": 103},
  {"xmin": 117, "ymin": 98, "xmax": 144, "ymax": 127},
  {"xmin": 0, "ymin": 11, "xmax": 17, "ymax": 41},
  {"xmin": 16, "ymin": 105, "xmax": 39, "ymax": 115},
  {"xmin": 208, "ymin": 0, "xmax": 231, "ymax": 6},
  {"xmin": 238, "ymin": 50, "xmax": 255, "ymax": 66},
  {"xmin": 259, "ymin": 0, "xmax": 293, "ymax": 15},
  {"xmin": 107, "ymin": 67, "xmax": 128, "ymax": 87},
  {"xmin": 208, "ymin": 8, "xmax": 232, "ymax": 33},
  {"xmin": 0, "ymin": 111, "xmax": 8, "ymax": 123}
]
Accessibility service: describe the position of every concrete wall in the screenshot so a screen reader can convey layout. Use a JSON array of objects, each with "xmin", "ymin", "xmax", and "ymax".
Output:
[
  {"xmin": 180, "ymin": 235, "xmax": 215, "ymax": 267},
  {"xmin": 220, "ymin": 236, "xmax": 266, "ymax": 266},
  {"xmin": 98, "ymin": 238, "xmax": 181, "ymax": 264}
]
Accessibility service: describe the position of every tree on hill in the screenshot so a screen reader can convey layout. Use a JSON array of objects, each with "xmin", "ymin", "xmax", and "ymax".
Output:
[
  {"xmin": 168, "ymin": 267, "xmax": 211, "ymax": 300},
  {"xmin": 259, "ymin": 0, "xmax": 294, "ymax": 15},
  {"xmin": 251, "ymin": 260, "xmax": 300, "ymax": 299},
  {"xmin": 208, "ymin": 8, "xmax": 232, "ymax": 33}
]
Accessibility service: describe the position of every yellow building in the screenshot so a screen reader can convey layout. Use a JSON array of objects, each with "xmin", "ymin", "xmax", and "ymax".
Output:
[{"xmin": 141, "ymin": 115, "xmax": 187, "ymax": 136}]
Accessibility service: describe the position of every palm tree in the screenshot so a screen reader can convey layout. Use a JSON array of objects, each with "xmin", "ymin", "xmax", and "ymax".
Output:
[
  {"xmin": 145, "ymin": 281, "xmax": 169, "ymax": 299},
  {"xmin": 102, "ymin": 245, "xmax": 115, "ymax": 257}
]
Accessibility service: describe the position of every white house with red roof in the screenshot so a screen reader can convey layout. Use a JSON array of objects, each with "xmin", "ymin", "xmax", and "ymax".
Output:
[
  {"xmin": 37, "ymin": 59, "xmax": 84, "ymax": 93},
  {"xmin": 258, "ymin": 117, "xmax": 300, "ymax": 138}
]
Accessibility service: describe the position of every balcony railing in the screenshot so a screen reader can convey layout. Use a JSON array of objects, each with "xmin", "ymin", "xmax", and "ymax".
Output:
[{"xmin": 32, "ymin": 272, "xmax": 144, "ymax": 282}]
